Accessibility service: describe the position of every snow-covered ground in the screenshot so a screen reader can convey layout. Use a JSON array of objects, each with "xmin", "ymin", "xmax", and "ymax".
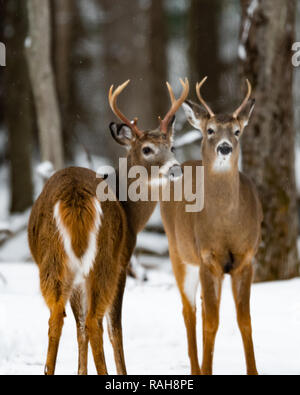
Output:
[{"xmin": 0, "ymin": 262, "xmax": 299, "ymax": 375}]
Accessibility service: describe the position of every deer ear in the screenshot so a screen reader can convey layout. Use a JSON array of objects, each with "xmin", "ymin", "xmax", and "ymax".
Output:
[
  {"xmin": 182, "ymin": 100, "xmax": 207, "ymax": 132},
  {"xmin": 110, "ymin": 123, "xmax": 133, "ymax": 146},
  {"xmin": 166, "ymin": 115, "xmax": 176, "ymax": 136},
  {"xmin": 238, "ymin": 99, "xmax": 255, "ymax": 129}
]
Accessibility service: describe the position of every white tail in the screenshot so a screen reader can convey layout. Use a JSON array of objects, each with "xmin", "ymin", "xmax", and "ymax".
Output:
[{"xmin": 28, "ymin": 79, "xmax": 189, "ymax": 375}]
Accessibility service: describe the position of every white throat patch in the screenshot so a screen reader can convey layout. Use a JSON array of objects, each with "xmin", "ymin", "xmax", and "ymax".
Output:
[
  {"xmin": 213, "ymin": 139, "xmax": 233, "ymax": 173},
  {"xmin": 213, "ymin": 154, "xmax": 232, "ymax": 173}
]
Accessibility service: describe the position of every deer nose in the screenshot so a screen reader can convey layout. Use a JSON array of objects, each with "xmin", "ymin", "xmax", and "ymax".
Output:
[
  {"xmin": 217, "ymin": 142, "xmax": 232, "ymax": 156},
  {"xmin": 168, "ymin": 164, "xmax": 183, "ymax": 180}
]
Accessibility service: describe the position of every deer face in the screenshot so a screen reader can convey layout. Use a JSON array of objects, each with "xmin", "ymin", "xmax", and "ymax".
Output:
[
  {"xmin": 109, "ymin": 120, "xmax": 180, "ymax": 179},
  {"xmin": 182, "ymin": 78, "xmax": 255, "ymax": 173},
  {"xmin": 108, "ymin": 79, "xmax": 189, "ymax": 180}
]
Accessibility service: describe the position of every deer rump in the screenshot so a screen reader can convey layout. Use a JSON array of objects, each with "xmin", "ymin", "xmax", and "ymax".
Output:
[
  {"xmin": 28, "ymin": 167, "xmax": 126, "ymax": 287},
  {"xmin": 54, "ymin": 197, "xmax": 102, "ymax": 284}
]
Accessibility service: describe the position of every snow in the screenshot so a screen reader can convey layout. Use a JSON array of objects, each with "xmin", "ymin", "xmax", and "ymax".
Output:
[
  {"xmin": 36, "ymin": 161, "xmax": 54, "ymax": 181},
  {"xmin": 175, "ymin": 130, "xmax": 202, "ymax": 149},
  {"xmin": 24, "ymin": 37, "xmax": 32, "ymax": 49},
  {"xmin": 0, "ymin": 262, "xmax": 299, "ymax": 375},
  {"xmin": 238, "ymin": 44, "xmax": 247, "ymax": 61},
  {"xmin": 295, "ymin": 146, "xmax": 300, "ymax": 193},
  {"xmin": 0, "ymin": 210, "xmax": 31, "ymax": 263},
  {"xmin": 239, "ymin": 0, "xmax": 259, "ymax": 61},
  {"xmin": 136, "ymin": 232, "xmax": 169, "ymax": 256}
]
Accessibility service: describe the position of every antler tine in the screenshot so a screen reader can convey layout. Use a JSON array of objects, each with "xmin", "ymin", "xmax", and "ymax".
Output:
[
  {"xmin": 109, "ymin": 80, "xmax": 143, "ymax": 137},
  {"xmin": 166, "ymin": 81, "xmax": 176, "ymax": 104},
  {"xmin": 160, "ymin": 78, "xmax": 190, "ymax": 133},
  {"xmin": 232, "ymin": 79, "xmax": 252, "ymax": 119},
  {"xmin": 196, "ymin": 77, "xmax": 215, "ymax": 118}
]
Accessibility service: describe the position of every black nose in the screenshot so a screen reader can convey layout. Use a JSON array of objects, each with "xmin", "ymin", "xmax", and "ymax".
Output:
[
  {"xmin": 168, "ymin": 165, "xmax": 183, "ymax": 180},
  {"xmin": 217, "ymin": 143, "xmax": 232, "ymax": 156}
]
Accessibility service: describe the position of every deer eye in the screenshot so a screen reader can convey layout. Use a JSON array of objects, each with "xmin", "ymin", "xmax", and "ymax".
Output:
[
  {"xmin": 142, "ymin": 147, "xmax": 153, "ymax": 156},
  {"xmin": 207, "ymin": 128, "xmax": 215, "ymax": 136},
  {"xmin": 235, "ymin": 130, "xmax": 241, "ymax": 137},
  {"xmin": 171, "ymin": 146, "xmax": 176, "ymax": 153}
]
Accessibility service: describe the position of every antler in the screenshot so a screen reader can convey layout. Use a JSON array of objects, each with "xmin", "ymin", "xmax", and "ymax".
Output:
[
  {"xmin": 160, "ymin": 78, "xmax": 190, "ymax": 134},
  {"xmin": 232, "ymin": 79, "xmax": 252, "ymax": 119},
  {"xmin": 109, "ymin": 80, "xmax": 143, "ymax": 138},
  {"xmin": 196, "ymin": 77, "xmax": 215, "ymax": 118}
]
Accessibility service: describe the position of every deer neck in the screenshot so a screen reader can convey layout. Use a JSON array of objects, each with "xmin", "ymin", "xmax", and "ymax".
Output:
[
  {"xmin": 116, "ymin": 157, "xmax": 157, "ymax": 235},
  {"xmin": 203, "ymin": 157, "xmax": 240, "ymax": 214}
]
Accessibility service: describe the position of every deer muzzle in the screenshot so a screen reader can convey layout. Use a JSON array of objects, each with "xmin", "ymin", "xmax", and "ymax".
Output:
[{"xmin": 217, "ymin": 142, "xmax": 233, "ymax": 156}]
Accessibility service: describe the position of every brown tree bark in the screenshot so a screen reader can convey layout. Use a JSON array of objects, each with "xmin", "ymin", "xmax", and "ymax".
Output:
[
  {"xmin": 52, "ymin": 0, "xmax": 75, "ymax": 161},
  {"xmin": 4, "ymin": 0, "xmax": 34, "ymax": 213},
  {"xmin": 240, "ymin": 0, "xmax": 299, "ymax": 281},
  {"xmin": 149, "ymin": 0, "xmax": 168, "ymax": 121},
  {"xmin": 101, "ymin": 0, "xmax": 153, "ymax": 128},
  {"xmin": 0, "ymin": 0, "xmax": 6, "ymax": 126},
  {"xmin": 26, "ymin": 0, "xmax": 64, "ymax": 171},
  {"xmin": 189, "ymin": 0, "xmax": 222, "ymax": 110}
]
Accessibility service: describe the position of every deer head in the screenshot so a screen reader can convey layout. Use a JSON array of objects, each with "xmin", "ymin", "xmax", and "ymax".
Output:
[
  {"xmin": 109, "ymin": 79, "xmax": 189, "ymax": 178},
  {"xmin": 182, "ymin": 77, "xmax": 255, "ymax": 173}
]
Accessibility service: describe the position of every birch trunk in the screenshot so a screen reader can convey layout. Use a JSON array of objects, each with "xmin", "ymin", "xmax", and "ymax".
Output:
[{"xmin": 26, "ymin": 0, "xmax": 64, "ymax": 170}]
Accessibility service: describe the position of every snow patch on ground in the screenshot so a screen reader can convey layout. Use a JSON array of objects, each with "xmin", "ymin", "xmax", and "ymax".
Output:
[
  {"xmin": 136, "ymin": 232, "xmax": 169, "ymax": 256},
  {"xmin": 0, "ymin": 263, "xmax": 299, "ymax": 375}
]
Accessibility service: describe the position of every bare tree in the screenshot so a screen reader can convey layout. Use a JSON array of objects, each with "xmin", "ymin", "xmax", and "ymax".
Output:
[
  {"xmin": 240, "ymin": 0, "xmax": 299, "ymax": 281},
  {"xmin": 149, "ymin": 0, "xmax": 168, "ymax": 120},
  {"xmin": 189, "ymin": 0, "xmax": 222, "ymax": 110},
  {"xmin": 26, "ymin": 0, "xmax": 64, "ymax": 170},
  {"xmin": 101, "ymin": 0, "xmax": 153, "ymax": 130},
  {"xmin": 4, "ymin": 0, "xmax": 33, "ymax": 213},
  {"xmin": 52, "ymin": 0, "xmax": 75, "ymax": 161}
]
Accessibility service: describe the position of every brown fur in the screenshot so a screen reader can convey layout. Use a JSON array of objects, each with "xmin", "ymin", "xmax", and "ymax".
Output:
[
  {"xmin": 161, "ymin": 101, "xmax": 263, "ymax": 375},
  {"xmin": 28, "ymin": 120, "xmax": 178, "ymax": 375},
  {"xmin": 28, "ymin": 167, "xmax": 127, "ymax": 375}
]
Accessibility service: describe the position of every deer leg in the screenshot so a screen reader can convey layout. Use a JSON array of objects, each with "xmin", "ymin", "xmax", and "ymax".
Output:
[
  {"xmin": 85, "ymin": 281, "xmax": 108, "ymax": 375},
  {"xmin": 170, "ymin": 250, "xmax": 201, "ymax": 375},
  {"xmin": 70, "ymin": 286, "xmax": 89, "ymax": 375},
  {"xmin": 200, "ymin": 261, "xmax": 223, "ymax": 375},
  {"xmin": 40, "ymin": 261, "xmax": 71, "ymax": 376},
  {"xmin": 44, "ymin": 301, "xmax": 66, "ymax": 375},
  {"xmin": 106, "ymin": 267, "xmax": 127, "ymax": 375},
  {"xmin": 86, "ymin": 312, "xmax": 107, "ymax": 375},
  {"xmin": 231, "ymin": 261, "xmax": 258, "ymax": 375}
]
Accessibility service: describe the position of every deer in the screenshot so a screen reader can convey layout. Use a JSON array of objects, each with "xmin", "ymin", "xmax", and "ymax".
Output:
[
  {"xmin": 160, "ymin": 77, "xmax": 263, "ymax": 375},
  {"xmin": 28, "ymin": 78, "xmax": 189, "ymax": 375}
]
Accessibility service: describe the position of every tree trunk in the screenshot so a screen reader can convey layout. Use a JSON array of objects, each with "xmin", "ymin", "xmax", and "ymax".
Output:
[
  {"xmin": 101, "ymin": 0, "xmax": 153, "ymax": 129},
  {"xmin": 149, "ymin": 0, "xmax": 168, "ymax": 121},
  {"xmin": 26, "ymin": 0, "xmax": 64, "ymax": 170},
  {"xmin": 240, "ymin": 0, "xmax": 299, "ymax": 281},
  {"xmin": 189, "ymin": 0, "xmax": 222, "ymax": 110},
  {"xmin": 52, "ymin": 0, "xmax": 75, "ymax": 161},
  {"xmin": 4, "ymin": 0, "xmax": 34, "ymax": 213},
  {"xmin": 0, "ymin": 0, "xmax": 6, "ymax": 126}
]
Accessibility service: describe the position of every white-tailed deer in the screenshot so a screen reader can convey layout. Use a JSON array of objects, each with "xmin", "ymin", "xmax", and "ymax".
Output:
[
  {"xmin": 160, "ymin": 78, "xmax": 262, "ymax": 375},
  {"xmin": 28, "ymin": 78, "xmax": 189, "ymax": 375}
]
